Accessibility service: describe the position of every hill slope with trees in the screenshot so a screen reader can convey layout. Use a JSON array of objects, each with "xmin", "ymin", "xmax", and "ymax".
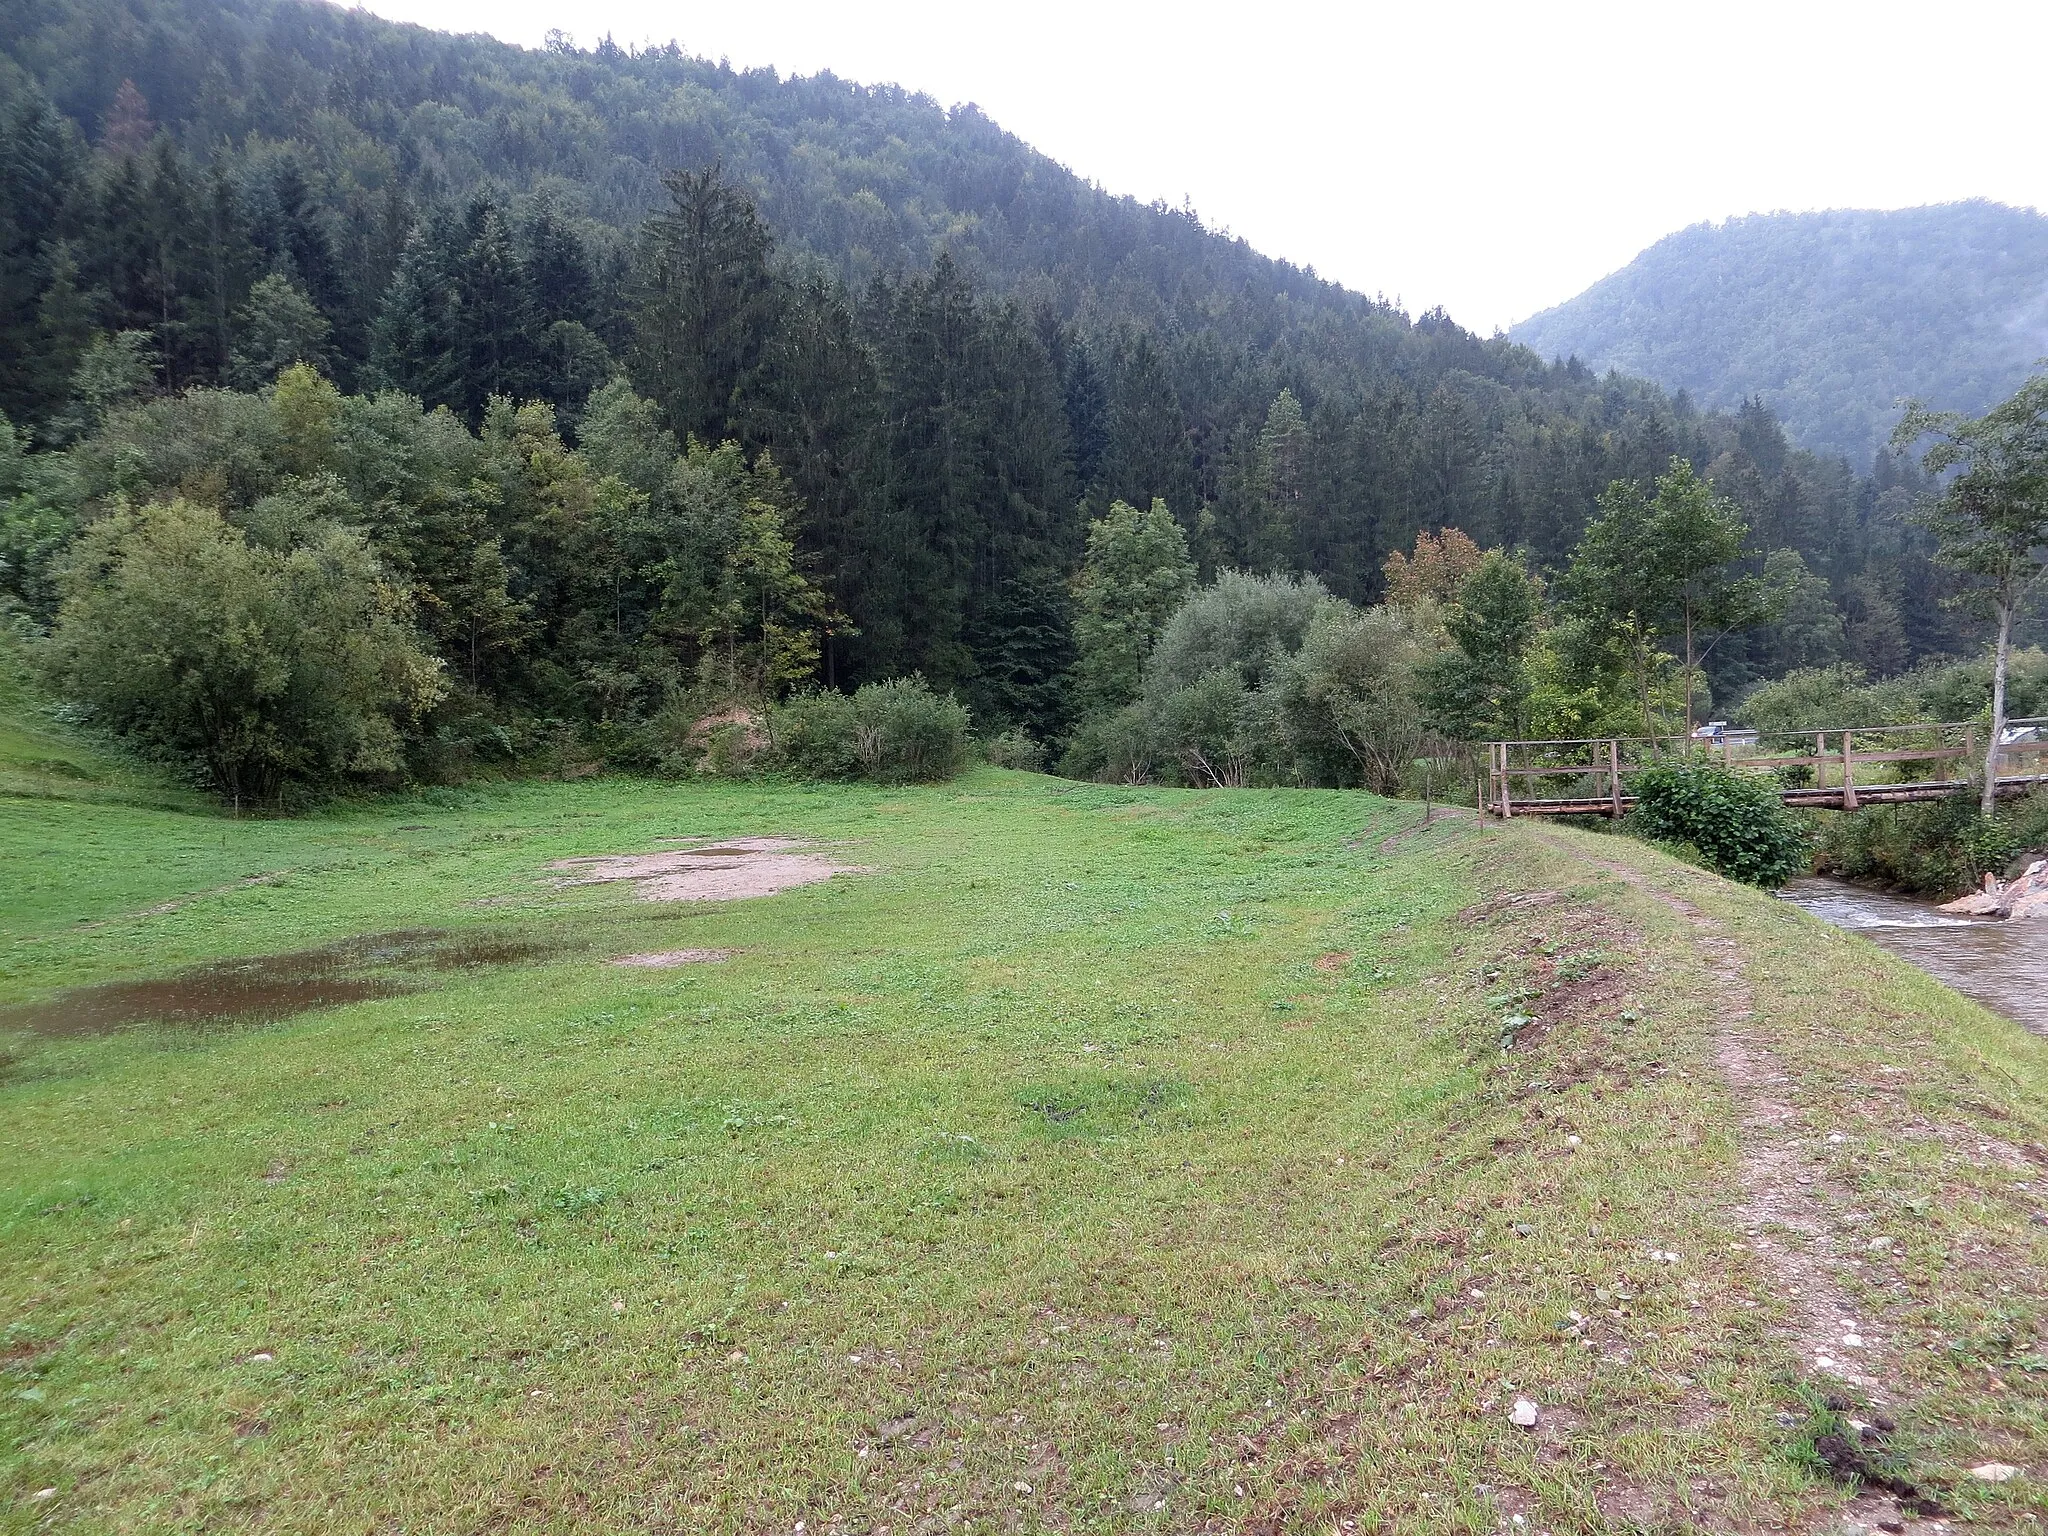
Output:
[
  {"xmin": 0, "ymin": 0, "xmax": 2011, "ymax": 801},
  {"xmin": 1512, "ymin": 201, "xmax": 2048, "ymax": 464}
]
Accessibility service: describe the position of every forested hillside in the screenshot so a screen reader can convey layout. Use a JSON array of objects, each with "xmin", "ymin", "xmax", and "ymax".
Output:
[
  {"xmin": 1512, "ymin": 202, "xmax": 2048, "ymax": 465},
  {"xmin": 0, "ymin": 0, "xmax": 2000, "ymax": 797}
]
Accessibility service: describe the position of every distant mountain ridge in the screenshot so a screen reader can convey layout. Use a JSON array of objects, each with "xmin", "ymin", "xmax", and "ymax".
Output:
[{"xmin": 1510, "ymin": 201, "xmax": 2048, "ymax": 464}]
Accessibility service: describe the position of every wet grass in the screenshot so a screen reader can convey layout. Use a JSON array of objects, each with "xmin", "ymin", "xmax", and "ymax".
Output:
[
  {"xmin": 0, "ymin": 927, "xmax": 578, "ymax": 1037},
  {"xmin": 3, "ymin": 771, "xmax": 2048, "ymax": 1531}
]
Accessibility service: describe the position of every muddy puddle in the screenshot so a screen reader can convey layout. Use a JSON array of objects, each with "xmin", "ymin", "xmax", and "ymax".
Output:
[{"xmin": 0, "ymin": 928, "xmax": 572, "ymax": 1039}]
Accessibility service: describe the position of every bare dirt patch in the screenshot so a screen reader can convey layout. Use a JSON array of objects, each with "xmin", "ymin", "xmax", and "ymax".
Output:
[
  {"xmin": 608, "ymin": 948, "xmax": 736, "ymax": 969},
  {"xmin": 549, "ymin": 837, "xmax": 867, "ymax": 903}
]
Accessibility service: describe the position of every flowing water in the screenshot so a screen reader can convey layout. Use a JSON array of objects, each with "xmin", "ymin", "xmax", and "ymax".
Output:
[{"xmin": 1779, "ymin": 877, "xmax": 2048, "ymax": 1035}]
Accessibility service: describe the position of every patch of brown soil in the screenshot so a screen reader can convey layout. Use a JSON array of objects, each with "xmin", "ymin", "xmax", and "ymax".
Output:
[
  {"xmin": 608, "ymin": 948, "xmax": 736, "ymax": 969},
  {"xmin": 1500, "ymin": 907, "xmax": 1634, "ymax": 1059},
  {"xmin": 549, "ymin": 838, "xmax": 867, "ymax": 903},
  {"xmin": 1313, "ymin": 951, "xmax": 1351, "ymax": 973}
]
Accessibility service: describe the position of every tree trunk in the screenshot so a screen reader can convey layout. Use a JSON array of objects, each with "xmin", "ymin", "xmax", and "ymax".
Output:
[
  {"xmin": 1983, "ymin": 594, "xmax": 2013, "ymax": 816},
  {"xmin": 1683, "ymin": 604, "xmax": 1696, "ymax": 736},
  {"xmin": 1630, "ymin": 617, "xmax": 1653, "ymax": 735}
]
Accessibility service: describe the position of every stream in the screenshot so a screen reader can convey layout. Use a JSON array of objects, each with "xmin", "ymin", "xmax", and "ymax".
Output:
[{"xmin": 1779, "ymin": 876, "xmax": 2047, "ymax": 1035}]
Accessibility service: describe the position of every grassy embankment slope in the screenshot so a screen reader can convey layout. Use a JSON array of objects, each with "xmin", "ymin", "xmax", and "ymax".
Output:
[{"xmin": 4, "ymin": 742, "xmax": 2048, "ymax": 1531}]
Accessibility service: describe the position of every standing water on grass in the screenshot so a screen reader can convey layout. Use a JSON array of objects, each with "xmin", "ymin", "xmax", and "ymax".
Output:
[{"xmin": 1780, "ymin": 877, "xmax": 2048, "ymax": 1036}]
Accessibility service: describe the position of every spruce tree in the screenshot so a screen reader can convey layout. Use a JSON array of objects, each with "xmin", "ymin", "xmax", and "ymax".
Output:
[
  {"xmin": 369, "ymin": 222, "xmax": 461, "ymax": 409},
  {"xmin": 453, "ymin": 199, "xmax": 531, "ymax": 418},
  {"xmin": 631, "ymin": 167, "xmax": 777, "ymax": 446},
  {"xmin": 1101, "ymin": 332, "xmax": 1194, "ymax": 519},
  {"xmin": 0, "ymin": 87, "xmax": 79, "ymax": 420}
]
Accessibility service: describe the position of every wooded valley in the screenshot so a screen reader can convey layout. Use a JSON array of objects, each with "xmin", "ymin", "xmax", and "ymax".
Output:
[{"xmin": 0, "ymin": 0, "xmax": 2020, "ymax": 803}]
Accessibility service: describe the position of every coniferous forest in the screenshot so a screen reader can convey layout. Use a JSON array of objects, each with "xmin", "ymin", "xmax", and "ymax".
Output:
[{"xmin": 0, "ymin": 0, "xmax": 2020, "ymax": 800}]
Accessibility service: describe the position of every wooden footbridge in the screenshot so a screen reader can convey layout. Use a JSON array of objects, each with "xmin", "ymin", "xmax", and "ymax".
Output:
[{"xmin": 1485, "ymin": 719, "xmax": 2048, "ymax": 818}]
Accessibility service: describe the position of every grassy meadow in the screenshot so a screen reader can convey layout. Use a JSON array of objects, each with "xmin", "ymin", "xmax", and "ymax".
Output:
[{"xmin": 5, "ymin": 748, "xmax": 2048, "ymax": 1531}]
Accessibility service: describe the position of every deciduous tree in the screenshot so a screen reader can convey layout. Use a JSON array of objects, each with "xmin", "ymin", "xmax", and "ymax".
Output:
[
  {"xmin": 1564, "ymin": 459, "xmax": 1773, "ymax": 732},
  {"xmin": 44, "ymin": 497, "xmax": 445, "ymax": 807},
  {"xmin": 1896, "ymin": 376, "xmax": 2048, "ymax": 812},
  {"xmin": 1071, "ymin": 498, "xmax": 1195, "ymax": 713}
]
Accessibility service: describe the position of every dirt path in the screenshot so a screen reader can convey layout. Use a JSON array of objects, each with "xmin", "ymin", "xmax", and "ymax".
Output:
[
  {"xmin": 1537, "ymin": 836, "xmax": 1950, "ymax": 1530},
  {"xmin": 1371, "ymin": 804, "xmax": 1481, "ymax": 856}
]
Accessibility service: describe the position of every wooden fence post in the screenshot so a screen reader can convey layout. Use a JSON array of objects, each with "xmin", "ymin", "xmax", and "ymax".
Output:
[
  {"xmin": 1841, "ymin": 730, "xmax": 1858, "ymax": 811},
  {"xmin": 1814, "ymin": 731, "xmax": 1827, "ymax": 791},
  {"xmin": 1499, "ymin": 742, "xmax": 1513, "ymax": 819},
  {"xmin": 1608, "ymin": 739, "xmax": 1623, "ymax": 818}
]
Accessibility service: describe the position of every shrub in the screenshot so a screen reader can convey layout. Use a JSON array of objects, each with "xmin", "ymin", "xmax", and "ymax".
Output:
[
  {"xmin": 853, "ymin": 676, "xmax": 971, "ymax": 783},
  {"xmin": 769, "ymin": 677, "xmax": 970, "ymax": 784},
  {"xmin": 1155, "ymin": 669, "xmax": 1260, "ymax": 787},
  {"xmin": 1059, "ymin": 704, "xmax": 1160, "ymax": 784},
  {"xmin": 1735, "ymin": 664, "xmax": 1923, "ymax": 737},
  {"xmin": 1624, "ymin": 760, "xmax": 1811, "ymax": 888},
  {"xmin": 1285, "ymin": 603, "xmax": 1435, "ymax": 793},
  {"xmin": 1146, "ymin": 569, "xmax": 1333, "ymax": 693},
  {"xmin": 1736, "ymin": 651, "xmax": 2048, "ymax": 740},
  {"xmin": 42, "ymin": 498, "xmax": 445, "ymax": 808},
  {"xmin": 983, "ymin": 729, "xmax": 1045, "ymax": 772},
  {"xmin": 773, "ymin": 688, "xmax": 861, "ymax": 780},
  {"xmin": 700, "ymin": 714, "xmax": 764, "ymax": 778},
  {"xmin": 1818, "ymin": 787, "xmax": 2048, "ymax": 895}
]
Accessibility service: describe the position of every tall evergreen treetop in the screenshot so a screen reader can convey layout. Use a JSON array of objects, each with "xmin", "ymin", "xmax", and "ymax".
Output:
[{"xmin": 631, "ymin": 166, "xmax": 778, "ymax": 447}]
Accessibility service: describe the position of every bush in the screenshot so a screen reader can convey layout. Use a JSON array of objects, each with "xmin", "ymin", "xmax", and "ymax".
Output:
[
  {"xmin": 982, "ymin": 729, "xmax": 1045, "ymax": 772},
  {"xmin": 1064, "ymin": 576, "xmax": 1444, "ymax": 791},
  {"xmin": 1735, "ymin": 663, "xmax": 1925, "ymax": 736},
  {"xmin": 1737, "ymin": 651, "xmax": 2048, "ymax": 739},
  {"xmin": 1153, "ymin": 669, "xmax": 1259, "ymax": 787},
  {"xmin": 773, "ymin": 688, "xmax": 862, "ymax": 780},
  {"xmin": 1624, "ymin": 760, "xmax": 1811, "ymax": 888},
  {"xmin": 1146, "ymin": 569, "xmax": 1333, "ymax": 693},
  {"xmin": 853, "ymin": 676, "xmax": 971, "ymax": 783},
  {"xmin": 1285, "ymin": 603, "xmax": 1435, "ymax": 793},
  {"xmin": 1818, "ymin": 787, "xmax": 2048, "ymax": 895},
  {"xmin": 42, "ymin": 498, "xmax": 445, "ymax": 808},
  {"xmin": 769, "ymin": 677, "xmax": 970, "ymax": 784},
  {"xmin": 1059, "ymin": 704, "xmax": 1160, "ymax": 784}
]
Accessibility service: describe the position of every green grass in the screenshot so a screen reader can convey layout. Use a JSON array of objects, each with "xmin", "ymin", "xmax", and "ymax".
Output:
[
  {"xmin": 4, "ymin": 756, "xmax": 2048, "ymax": 1532},
  {"xmin": 0, "ymin": 648, "xmax": 205, "ymax": 816}
]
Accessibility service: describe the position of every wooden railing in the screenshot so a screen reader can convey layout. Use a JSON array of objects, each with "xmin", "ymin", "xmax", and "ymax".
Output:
[{"xmin": 1484, "ymin": 719, "xmax": 2048, "ymax": 818}]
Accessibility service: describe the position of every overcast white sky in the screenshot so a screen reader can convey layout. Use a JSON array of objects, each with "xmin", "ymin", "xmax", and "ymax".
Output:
[{"xmin": 352, "ymin": 0, "xmax": 2048, "ymax": 335}]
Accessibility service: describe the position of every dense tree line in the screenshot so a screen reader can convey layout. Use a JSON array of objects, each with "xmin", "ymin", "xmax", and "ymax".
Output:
[{"xmin": 0, "ymin": 0, "xmax": 2012, "ymax": 801}]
